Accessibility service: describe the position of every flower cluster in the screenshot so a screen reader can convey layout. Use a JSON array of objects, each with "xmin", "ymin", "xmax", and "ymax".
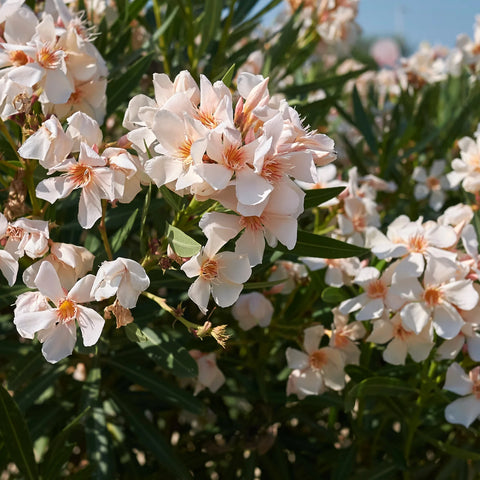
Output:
[
  {"xmin": 124, "ymin": 70, "xmax": 336, "ymax": 313},
  {"xmin": 0, "ymin": 0, "xmax": 107, "ymax": 122}
]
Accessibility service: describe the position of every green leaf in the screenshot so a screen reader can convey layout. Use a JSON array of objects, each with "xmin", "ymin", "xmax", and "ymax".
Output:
[
  {"xmin": 124, "ymin": 323, "xmax": 149, "ymax": 342},
  {"xmin": 345, "ymin": 377, "xmax": 417, "ymax": 412},
  {"xmin": 243, "ymin": 278, "xmax": 288, "ymax": 290},
  {"xmin": 281, "ymin": 231, "xmax": 369, "ymax": 259},
  {"xmin": 321, "ymin": 286, "xmax": 350, "ymax": 304},
  {"xmin": 82, "ymin": 365, "xmax": 114, "ymax": 480},
  {"xmin": 106, "ymin": 357, "xmax": 203, "ymax": 413},
  {"xmin": 136, "ymin": 326, "xmax": 198, "ymax": 378},
  {"xmin": 140, "ymin": 183, "xmax": 152, "ymax": 255},
  {"xmin": 352, "ymin": 85, "xmax": 379, "ymax": 155},
  {"xmin": 418, "ymin": 431, "xmax": 480, "ymax": 461},
  {"xmin": 110, "ymin": 208, "xmax": 138, "ymax": 253},
  {"xmin": 16, "ymin": 364, "xmax": 67, "ymax": 411},
  {"xmin": 111, "ymin": 393, "xmax": 193, "ymax": 479},
  {"xmin": 0, "ymin": 385, "xmax": 38, "ymax": 480},
  {"xmin": 165, "ymin": 223, "xmax": 201, "ymax": 257},
  {"xmin": 41, "ymin": 407, "xmax": 91, "ymax": 480},
  {"xmin": 332, "ymin": 446, "xmax": 356, "ymax": 480},
  {"xmin": 303, "ymin": 186, "xmax": 345, "ymax": 209},
  {"xmin": 197, "ymin": 0, "xmax": 223, "ymax": 57},
  {"xmin": 106, "ymin": 52, "xmax": 154, "ymax": 117},
  {"xmin": 220, "ymin": 64, "xmax": 236, "ymax": 87},
  {"xmin": 160, "ymin": 185, "xmax": 184, "ymax": 212}
]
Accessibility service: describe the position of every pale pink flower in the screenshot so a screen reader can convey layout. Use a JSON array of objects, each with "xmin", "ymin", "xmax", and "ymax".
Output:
[
  {"xmin": 3, "ymin": 217, "xmax": 50, "ymax": 260},
  {"xmin": 447, "ymin": 134, "xmax": 480, "ymax": 194},
  {"xmin": 189, "ymin": 350, "xmax": 225, "ymax": 395},
  {"xmin": 286, "ymin": 325, "xmax": 346, "ymax": 399},
  {"xmin": 300, "ymin": 256, "xmax": 360, "ymax": 287},
  {"xmin": 23, "ymin": 241, "xmax": 95, "ymax": 290},
  {"xmin": 393, "ymin": 257, "xmax": 479, "ymax": 339},
  {"xmin": 14, "ymin": 261, "xmax": 104, "ymax": 363},
  {"xmin": 18, "ymin": 115, "xmax": 73, "ymax": 170},
  {"xmin": 337, "ymin": 196, "xmax": 380, "ymax": 246},
  {"xmin": 367, "ymin": 313, "xmax": 434, "ymax": 365},
  {"xmin": 366, "ymin": 216, "xmax": 458, "ymax": 279},
  {"xmin": 444, "ymin": 362, "xmax": 480, "ymax": 428},
  {"xmin": 328, "ymin": 308, "xmax": 365, "ymax": 365},
  {"xmin": 232, "ymin": 292, "xmax": 274, "ymax": 330},
  {"xmin": 91, "ymin": 257, "xmax": 150, "ymax": 309},
  {"xmin": 339, "ymin": 265, "xmax": 402, "ymax": 321},
  {"xmin": 0, "ymin": 213, "xmax": 18, "ymax": 285},
  {"xmin": 296, "ymin": 164, "xmax": 347, "ymax": 208},
  {"xmin": 4, "ymin": 15, "xmax": 74, "ymax": 104},
  {"xmin": 143, "ymin": 110, "xmax": 207, "ymax": 193},
  {"xmin": 181, "ymin": 242, "xmax": 252, "ymax": 315},
  {"xmin": 267, "ymin": 260, "xmax": 308, "ymax": 295},
  {"xmin": 36, "ymin": 142, "xmax": 120, "ymax": 229},
  {"xmin": 412, "ymin": 159, "xmax": 449, "ymax": 211}
]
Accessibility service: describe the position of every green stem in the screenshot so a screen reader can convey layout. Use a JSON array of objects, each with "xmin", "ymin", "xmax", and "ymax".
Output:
[
  {"xmin": 24, "ymin": 160, "xmax": 41, "ymax": 217},
  {"xmin": 141, "ymin": 290, "xmax": 199, "ymax": 330},
  {"xmin": 152, "ymin": 0, "xmax": 171, "ymax": 76},
  {"xmin": 98, "ymin": 200, "xmax": 113, "ymax": 261},
  {"xmin": 0, "ymin": 119, "xmax": 22, "ymax": 163}
]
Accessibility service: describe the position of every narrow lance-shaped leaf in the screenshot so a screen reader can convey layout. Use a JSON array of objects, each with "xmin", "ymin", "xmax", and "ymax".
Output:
[
  {"xmin": 106, "ymin": 357, "xmax": 203, "ymax": 413},
  {"xmin": 303, "ymin": 186, "xmax": 345, "ymax": 210},
  {"xmin": 106, "ymin": 52, "xmax": 154, "ymax": 117},
  {"xmin": 136, "ymin": 326, "xmax": 198, "ymax": 378},
  {"xmin": 110, "ymin": 208, "xmax": 138, "ymax": 253},
  {"xmin": 280, "ymin": 230, "xmax": 369, "ymax": 259},
  {"xmin": 110, "ymin": 393, "xmax": 193, "ymax": 479},
  {"xmin": 0, "ymin": 385, "xmax": 38, "ymax": 480}
]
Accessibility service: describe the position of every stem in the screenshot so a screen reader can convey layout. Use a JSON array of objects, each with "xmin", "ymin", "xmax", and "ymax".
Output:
[
  {"xmin": 98, "ymin": 200, "xmax": 113, "ymax": 261},
  {"xmin": 0, "ymin": 119, "xmax": 22, "ymax": 164},
  {"xmin": 24, "ymin": 160, "xmax": 41, "ymax": 217},
  {"xmin": 141, "ymin": 290, "xmax": 199, "ymax": 330},
  {"xmin": 152, "ymin": 0, "xmax": 171, "ymax": 76},
  {"xmin": 403, "ymin": 359, "xmax": 434, "ymax": 479}
]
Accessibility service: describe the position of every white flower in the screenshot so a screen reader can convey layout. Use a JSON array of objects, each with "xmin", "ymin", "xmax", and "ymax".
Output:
[
  {"xmin": 393, "ymin": 257, "xmax": 479, "ymax": 339},
  {"xmin": 444, "ymin": 363, "xmax": 480, "ymax": 428},
  {"xmin": 367, "ymin": 313, "xmax": 434, "ymax": 365},
  {"xmin": 412, "ymin": 159, "xmax": 449, "ymax": 211},
  {"xmin": 181, "ymin": 241, "xmax": 252, "ymax": 315},
  {"xmin": 232, "ymin": 292, "xmax": 274, "ymax": 330},
  {"xmin": 189, "ymin": 350, "xmax": 225, "ymax": 395},
  {"xmin": 286, "ymin": 325, "xmax": 346, "ymax": 399},
  {"xmin": 14, "ymin": 261, "xmax": 104, "ymax": 363},
  {"xmin": 92, "ymin": 257, "xmax": 150, "ymax": 309}
]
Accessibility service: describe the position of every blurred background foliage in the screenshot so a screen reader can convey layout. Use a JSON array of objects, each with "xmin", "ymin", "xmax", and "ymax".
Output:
[{"xmin": 2, "ymin": 1, "xmax": 480, "ymax": 479}]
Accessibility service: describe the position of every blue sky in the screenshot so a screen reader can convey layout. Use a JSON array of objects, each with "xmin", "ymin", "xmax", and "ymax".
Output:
[
  {"xmin": 264, "ymin": 0, "xmax": 480, "ymax": 50},
  {"xmin": 357, "ymin": 0, "xmax": 480, "ymax": 50}
]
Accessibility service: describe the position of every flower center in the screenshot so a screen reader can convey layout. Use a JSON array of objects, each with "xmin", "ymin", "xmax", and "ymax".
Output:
[
  {"xmin": 223, "ymin": 144, "xmax": 245, "ymax": 171},
  {"xmin": 200, "ymin": 258, "xmax": 218, "ymax": 281},
  {"xmin": 178, "ymin": 137, "xmax": 193, "ymax": 166},
  {"xmin": 351, "ymin": 213, "xmax": 367, "ymax": 232},
  {"xmin": 423, "ymin": 287, "xmax": 443, "ymax": 307},
  {"xmin": 239, "ymin": 215, "xmax": 263, "ymax": 231},
  {"xmin": 68, "ymin": 163, "xmax": 92, "ymax": 187},
  {"xmin": 309, "ymin": 350, "xmax": 327, "ymax": 371},
  {"xmin": 408, "ymin": 234, "xmax": 427, "ymax": 253},
  {"xmin": 37, "ymin": 45, "xmax": 63, "ymax": 70},
  {"xmin": 195, "ymin": 109, "xmax": 219, "ymax": 129},
  {"xmin": 426, "ymin": 176, "xmax": 440, "ymax": 190},
  {"xmin": 5, "ymin": 225, "xmax": 24, "ymax": 240},
  {"xmin": 261, "ymin": 156, "xmax": 284, "ymax": 184},
  {"xmin": 393, "ymin": 322, "xmax": 413, "ymax": 340},
  {"xmin": 57, "ymin": 298, "xmax": 77, "ymax": 323},
  {"xmin": 9, "ymin": 50, "xmax": 29, "ymax": 67},
  {"xmin": 366, "ymin": 278, "xmax": 387, "ymax": 299}
]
